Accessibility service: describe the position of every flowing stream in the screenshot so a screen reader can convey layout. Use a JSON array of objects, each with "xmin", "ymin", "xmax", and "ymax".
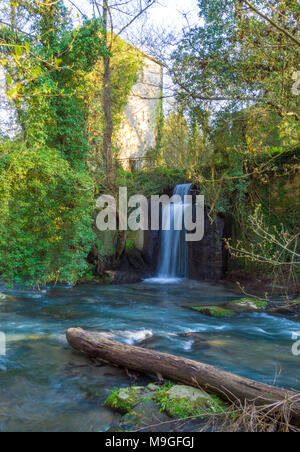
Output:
[
  {"xmin": 154, "ymin": 183, "xmax": 192, "ymax": 283},
  {"xmin": 0, "ymin": 280, "xmax": 300, "ymax": 432}
]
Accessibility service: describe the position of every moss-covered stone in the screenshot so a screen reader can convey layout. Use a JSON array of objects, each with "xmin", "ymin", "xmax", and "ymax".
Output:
[
  {"xmin": 192, "ymin": 306, "xmax": 235, "ymax": 318},
  {"xmin": 147, "ymin": 383, "xmax": 160, "ymax": 392},
  {"xmin": 228, "ymin": 298, "xmax": 268, "ymax": 310},
  {"xmin": 104, "ymin": 387, "xmax": 144, "ymax": 414},
  {"xmin": 120, "ymin": 399, "xmax": 170, "ymax": 431},
  {"xmin": 154, "ymin": 384, "xmax": 226, "ymax": 419},
  {"xmin": 106, "ymin": 382, "xmax": 228, "ymax": 428}
]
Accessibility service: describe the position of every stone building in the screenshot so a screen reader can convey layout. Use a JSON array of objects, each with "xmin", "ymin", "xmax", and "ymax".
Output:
[{"xmin": 116, "ymin": 53, "xmax": 163, "ymax": 170}]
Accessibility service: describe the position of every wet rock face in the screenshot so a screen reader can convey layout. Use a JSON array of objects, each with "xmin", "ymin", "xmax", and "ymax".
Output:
[
  {"xmin": 104, "ymin": 271, "xmax": 143, "ymax": 285},
  {"xmin": 119, "ymin": 247, "xmax": 150, "ymax": 273},
  {"xmin": 188, "ymin": 209, "xmax": 230, "ymax": 282},
  {"xmin": 114, "ymin": 194, "xmax": 231, "ymax": 282},
  {"xmin": 142, "ymin": 194, "xmax": 231, "ymax": 282},
  {"xmin": 120, "ymin": 399, "xmax": 170, "ymax": 431},
  {"xmin": 142, "ymin": 229, "xmax": 160, "ymax": 271}
]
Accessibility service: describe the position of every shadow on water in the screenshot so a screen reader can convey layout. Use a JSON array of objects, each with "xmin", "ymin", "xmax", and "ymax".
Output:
[{"xmin": 0, "ymin": 279, "xmax": 300, "ymax": 431}]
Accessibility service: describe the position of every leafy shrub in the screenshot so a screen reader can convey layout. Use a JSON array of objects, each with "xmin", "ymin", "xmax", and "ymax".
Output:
[{"xmin": 0, "ymin": 141, "xmax": 95, "ymax": 287}]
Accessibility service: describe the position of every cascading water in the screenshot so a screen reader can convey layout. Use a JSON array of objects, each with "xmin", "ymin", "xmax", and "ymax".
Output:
[{"xmin": 156, "ymin": 184, "xmax": 192, "ymax": 280}]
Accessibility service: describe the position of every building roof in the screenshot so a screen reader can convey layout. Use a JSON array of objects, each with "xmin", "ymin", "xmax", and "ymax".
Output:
[{"xmin": 139, "ymin": 50, "xmax": 164, "ymax": 67}]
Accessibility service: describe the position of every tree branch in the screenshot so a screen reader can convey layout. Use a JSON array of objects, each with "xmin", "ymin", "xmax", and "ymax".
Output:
[
  {"xmin": 117, "ymin": 0, "xmax": 157, "ymax": 37},
  {"xmin": 242, "ymin": 0, "xmax": 300, "ymax": 47}
]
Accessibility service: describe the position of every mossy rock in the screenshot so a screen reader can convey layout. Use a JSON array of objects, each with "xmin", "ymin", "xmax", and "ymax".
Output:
[
  {"xmin": 228, "ymin": 298, "xmax": 268, "ymax": 311},
  {"xmin": 106, "ymin": 382, "xmax": 227, "ymax": 427},
  {"xmin": 120, "ymin": 399, "xmax": 170, "ymax": 431},
  {"xmin": 192, "ymin": 306, "xmax": 235, "ymax": 318},
  {"xmin": 146, "ymin": 383, "xmax": 160, "ymax": 392},
  {"xmin": 154, "ymin": 384, "xmax": 226, "ymax": 419},
  {"xmin": 104, "ymin": 387, "xmax": 144, "ymax": 414}
]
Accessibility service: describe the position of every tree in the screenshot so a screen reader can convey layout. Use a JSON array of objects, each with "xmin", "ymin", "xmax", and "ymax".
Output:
[
  {"xmin": 0, "ymin": 1, "xmax": 107, "ymax": 286},
  {"xmin": 84, "ymin": 0, "xmax": 159, "ymax": 261},
  {"xmin": 171, "ymin": 0, "xmax": 300, "ymax": 120},
  {"xmin": 87, "ymin": 0, "xmax": 158, "ymax": 190}
]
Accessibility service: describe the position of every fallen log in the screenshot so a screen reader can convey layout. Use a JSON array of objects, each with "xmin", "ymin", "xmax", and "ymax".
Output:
[{"xmin": 66, "ymin": 328, "xmax": 300, "ymax": 422}]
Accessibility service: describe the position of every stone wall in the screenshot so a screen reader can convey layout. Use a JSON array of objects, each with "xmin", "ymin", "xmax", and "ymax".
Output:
[
  {"xmin": 117, "ymin": 56, "xmax": 163, "ymax": 170},
  {"xmin": 188, "ymin": 210, "xmax": 231, "ymax": 282}
]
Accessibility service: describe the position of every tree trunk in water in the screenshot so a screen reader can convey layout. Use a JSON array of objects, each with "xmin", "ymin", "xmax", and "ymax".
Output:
[{"xmin": 66, "ymin": 328, "xmax": 300, "ymax": 423}]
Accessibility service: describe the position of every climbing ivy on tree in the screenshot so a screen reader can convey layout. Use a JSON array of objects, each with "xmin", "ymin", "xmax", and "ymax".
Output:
[
  {"xmin": 87, "ymin": 34, "xmax": 143, "ymax": 185},
  {"xmin": 0, "ymin": 1, "xmax": 106, "ymax": 286}
]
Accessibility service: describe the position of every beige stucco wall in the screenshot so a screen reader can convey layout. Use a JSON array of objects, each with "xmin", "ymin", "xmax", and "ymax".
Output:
[{"xmin": 117, "ymin": 56, "xmax": 163, "ymax": 169}]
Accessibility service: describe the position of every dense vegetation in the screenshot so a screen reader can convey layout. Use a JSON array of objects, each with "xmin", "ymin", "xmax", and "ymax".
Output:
[
  {"xmin": 162, "ymin": 0, "xmax": 300, "ymax": 290},
  {"xmin": 0, "ymin": 0, "xmax": 299, "ymax": 290}
]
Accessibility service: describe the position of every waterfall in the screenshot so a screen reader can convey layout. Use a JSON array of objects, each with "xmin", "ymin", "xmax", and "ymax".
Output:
[{"xmin": 157, "ymin": 184, "xmax": 192, "ymax": 280}]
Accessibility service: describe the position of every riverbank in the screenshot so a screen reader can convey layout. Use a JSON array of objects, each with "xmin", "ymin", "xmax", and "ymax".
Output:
[{"xmin": 222, "ymin": 269, "xmax": 300, "ymax": 298}]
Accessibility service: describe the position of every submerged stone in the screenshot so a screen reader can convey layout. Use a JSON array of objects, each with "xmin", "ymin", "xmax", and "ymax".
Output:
[{"xmin": 192, "ymin": 306, "xmax": 235, "ymax": 318}]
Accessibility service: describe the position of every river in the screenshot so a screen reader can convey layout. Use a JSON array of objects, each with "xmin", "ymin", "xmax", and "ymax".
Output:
[{"xmin": 0, "ymin": 279, "xmax": 299, "ymax": 432}]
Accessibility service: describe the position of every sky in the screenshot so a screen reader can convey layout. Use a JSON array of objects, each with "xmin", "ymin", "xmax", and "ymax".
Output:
[
  {"xmin": 140, "ymin": 0, "xmax": 199, "ymax": 28},
  {"xmin": 66, "ymin": 0, "xmax": 200, "ymax": 38}
]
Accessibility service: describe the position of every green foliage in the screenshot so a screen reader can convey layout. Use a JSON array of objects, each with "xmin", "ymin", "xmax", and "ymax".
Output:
[
  {"xmin": 104, "ymin": 387, "xmax": 142, "ymax": 414},
  {"xmin": 125, "ymin": 240, "xmax": 135, "ymax": 251},
  {"xmin": 0, "ymin": 140, "xmax": 95, "ymax": 287},
  {"xmin": 161, "ymin": 111, "xmax": 211, "ymax": 177},
  {"xmin": 105, "ymin": 390, "xmax": 132, "ymax": 414},
  {"xmin": 153, "ymin": 383, "xmax": 226, "ymax": 419},
  {"xmin": 163, "ymin": 0, "xmax": 300, "ymax": 286},
  {"xmin": 172, "ymin": 0, "xmax": 299, "ymax": 121},
  {"xmin": 116, "ymin": 167, "xmax": 187, "ymax": 198},
  {"xmin": 0, "ymin": 3, "xmax": 107, "ymax": 286}
]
